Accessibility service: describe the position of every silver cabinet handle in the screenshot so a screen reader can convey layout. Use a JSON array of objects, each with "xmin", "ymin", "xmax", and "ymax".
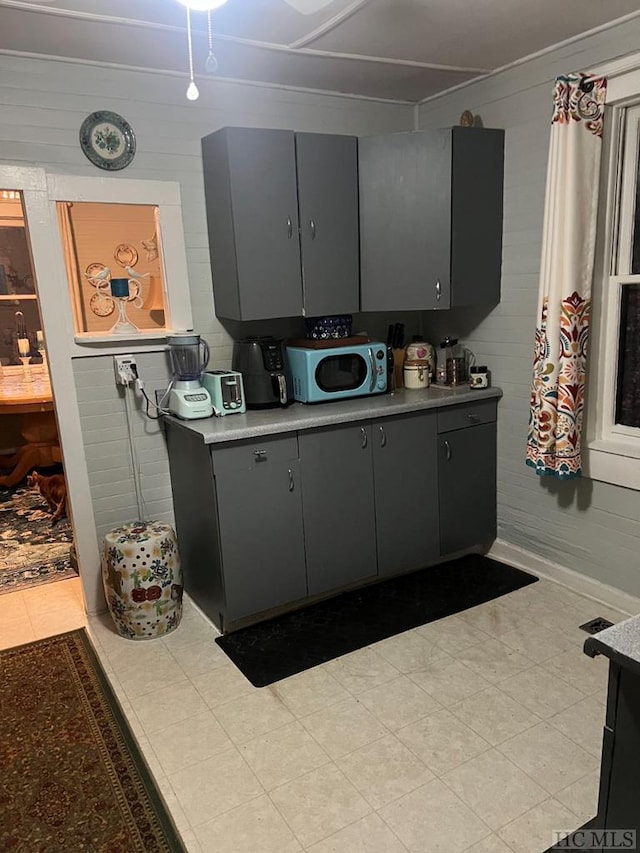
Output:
[
  {"xmin": 288, "ymin": 468, "xmax": 294, "ymax": 492},
  {"xmin": 444, "ymin": 439, "xmax": 451, "ymax": 461},
  {"xmin": 467, "ymin": 413, "xmax": 480, "ymax": 423},
  {"xmin": 287, "ymin": 216, "xmax": 293, "ymax": 239},
  {"xmin": 435, "ymin": 279, "xmax": 441, "ymax": 301},
  {"xmin": 379, "ymin": 425, "xmax": 386, "ymax": 448},
  {"xmin": 360, "ymin": 427, "xmax": 367, "ymax": 449},
  {"xmin": 254, "ymin": 449, "xmax": 267, "ymax": 460},
  {"xmin": 310, "ymin": 218, "xmax": 316, "ymax": 240}
]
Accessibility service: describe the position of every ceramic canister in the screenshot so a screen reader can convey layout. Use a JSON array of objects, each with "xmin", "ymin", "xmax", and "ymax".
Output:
[{"xmin": 403, "ymin": 360, "xmax": 430, "ymax": 389}]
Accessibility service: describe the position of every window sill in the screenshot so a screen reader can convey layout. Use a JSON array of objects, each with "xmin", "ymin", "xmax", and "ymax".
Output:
[
  {"xmin": 583, "ymin": 441, "xmax": 640, "ymax": 490},
  {"xmin": 74, "ymin": 331, "xmax": 169, "ymax": 345}
]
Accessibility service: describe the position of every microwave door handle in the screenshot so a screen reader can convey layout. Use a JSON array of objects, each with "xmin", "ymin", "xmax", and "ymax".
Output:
[{"xmin": 367, "ymin": 348, "xmax": 376, "ymax": 392}]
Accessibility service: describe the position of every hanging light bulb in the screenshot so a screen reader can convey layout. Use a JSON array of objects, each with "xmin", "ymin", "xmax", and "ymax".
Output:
[
  {"xmin": 184, "ymin": 5, "xmax": 200, "ymax": 101},
  {"xmin": 205, "ymin": 10, "xmax": 218, "ymax": 74}
]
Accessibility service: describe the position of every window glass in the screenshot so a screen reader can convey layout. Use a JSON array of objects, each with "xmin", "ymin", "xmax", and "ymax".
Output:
[
  {"xmin": 615, "ymin": 283, "xmax": 640, "ymax": 427},
  {"xmin": 56, "ymin": 201, "xmax": 167, "ymax": 336}
]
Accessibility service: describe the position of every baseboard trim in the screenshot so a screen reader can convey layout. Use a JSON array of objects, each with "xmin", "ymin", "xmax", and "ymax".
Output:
[{"xmin": 488, "ymin": 539, "xmax": 640, "ymax": 617}]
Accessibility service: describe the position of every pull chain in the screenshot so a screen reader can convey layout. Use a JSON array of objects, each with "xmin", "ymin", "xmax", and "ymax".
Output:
[
  {"xmin": 205, "ymin": 10, "xmax": 218, "ymax": 73},
  {"xmin": 185, "ymin": 6, "xmax": 199, "ymax": 100}
]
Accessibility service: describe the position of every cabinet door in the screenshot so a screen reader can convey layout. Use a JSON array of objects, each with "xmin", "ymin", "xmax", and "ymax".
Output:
[
  {"xmin": 373, "ymin": 412, "xmax": 439, "ymax": 577},
  {"xmin": 214, "ymin": 455, "xmax": 307, "ymax": 622},
  {"xmin": 203, "ymin": 127, "xmax": 302, "ymax": 320},
  {"xmin": 359, "ymin": 130, "xmax": 451, "ymax": 311},
  {"xmin": 438, "ymin": 423, "xmax": 497, "ymax": 556},
  {"xmin": 296, "ymin": 133, "xmax": 360, "ymax": 316},
  {"xmin": 299, "ymin": 423, "xmax": 377, "ymax": 597}
]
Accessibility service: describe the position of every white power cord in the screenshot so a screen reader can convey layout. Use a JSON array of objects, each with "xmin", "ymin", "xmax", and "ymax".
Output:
[{"xmin": 123, "ymin": 383, "xmax": 146, "ymax": 521}]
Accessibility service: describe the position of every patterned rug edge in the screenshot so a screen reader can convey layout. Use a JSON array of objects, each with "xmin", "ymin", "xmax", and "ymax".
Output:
[
  {"xmin": 0, "ymin": 558, "xmax": 77, "ymax": 594},
  {"xmin": 2, "ymin": 628, "xmax": 185, "ymax": 852}
]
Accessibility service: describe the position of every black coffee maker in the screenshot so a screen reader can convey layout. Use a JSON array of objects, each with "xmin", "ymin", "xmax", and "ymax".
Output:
[{"xmin": 232, "ymin": 337, "xmax": 291, "ymax": 409}]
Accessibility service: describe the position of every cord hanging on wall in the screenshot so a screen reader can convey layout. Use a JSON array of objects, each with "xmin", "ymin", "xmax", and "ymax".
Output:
[{"xmin": 205, "ymin": 10, "xmax": 218, "ymax": 74}]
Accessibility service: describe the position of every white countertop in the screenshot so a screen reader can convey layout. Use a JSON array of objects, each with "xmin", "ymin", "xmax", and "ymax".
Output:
[{"xmin": 163, "ymin": 385, "xmax": 502, "ymax": 445}]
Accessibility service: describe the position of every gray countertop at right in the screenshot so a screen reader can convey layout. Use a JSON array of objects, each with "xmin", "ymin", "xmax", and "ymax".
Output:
[{"xmin": 584, "ymin": 613, "xmax": 640, "ymax": 676}]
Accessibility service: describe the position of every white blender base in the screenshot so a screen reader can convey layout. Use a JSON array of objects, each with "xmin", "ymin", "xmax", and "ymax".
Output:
[{"xmin": 168, "ymin": 386, "xmax": 213, "ymax": 420}]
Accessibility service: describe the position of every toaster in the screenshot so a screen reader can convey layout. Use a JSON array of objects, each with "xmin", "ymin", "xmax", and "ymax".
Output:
[{"xmin": 202, "ymin": 370, "xmax": 246, "ymax": 416}]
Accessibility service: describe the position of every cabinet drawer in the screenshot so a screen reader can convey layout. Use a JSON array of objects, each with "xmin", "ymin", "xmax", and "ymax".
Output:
[
  {"xmin": 211, "ymin": 433, "xmax": 298, "ymax": 476},
  {"xmin": 437, "ymin": 399, "xmax": 497, "ymax": 433}
]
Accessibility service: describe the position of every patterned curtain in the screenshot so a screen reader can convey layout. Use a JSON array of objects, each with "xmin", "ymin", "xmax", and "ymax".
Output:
[{"xmin": 526, "ymin": 74, "xmax": 607, "ymax": 479}]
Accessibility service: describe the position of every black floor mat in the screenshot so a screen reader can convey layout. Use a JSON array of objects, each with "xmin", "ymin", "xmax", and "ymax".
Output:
[{"xmin": 215, "ymin": 554, "xmax": 538, "ymax": 687}]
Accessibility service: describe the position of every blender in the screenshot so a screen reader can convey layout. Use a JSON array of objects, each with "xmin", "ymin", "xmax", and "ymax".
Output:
[{"xmin": 167, "ymin": 333, "xmax": 214, "ymax": 419}]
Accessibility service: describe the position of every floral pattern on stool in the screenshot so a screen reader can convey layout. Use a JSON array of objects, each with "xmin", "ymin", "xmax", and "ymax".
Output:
[{"xmin": 101, "ymin": 521, "xmax": 183, "ymax": 640}]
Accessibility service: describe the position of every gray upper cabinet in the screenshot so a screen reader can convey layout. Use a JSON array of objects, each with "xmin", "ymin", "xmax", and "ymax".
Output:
[
  {"xmin": 372, "ymin": 412, "xmax": 440, "ymax": 576},
  {"xmin": 296, "ymin": 133, "xmax": 359, "ymax": 317},
  {"xmin": 201, "ymin": 126, "xmax": 359, "ymax": 321},
  {"xmin": 359, "ymin": 127, "xmax": 505, "ymax": 311}
]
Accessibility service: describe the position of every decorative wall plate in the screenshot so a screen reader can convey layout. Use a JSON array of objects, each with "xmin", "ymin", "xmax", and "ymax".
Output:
[
  {"xmin": 85, "ymin": 262, "xmax": 108, "ymax": 278},
  {"xmin": 90, "ymin": 292, "xmax": 115, "ymax": 317},
  {"xmin": 114, "ymin": 244, "xmax": 138, "ymax": 267},
  {"xmin": 79, "ymin": 111, "xmax": 136, "ymax": 172}
]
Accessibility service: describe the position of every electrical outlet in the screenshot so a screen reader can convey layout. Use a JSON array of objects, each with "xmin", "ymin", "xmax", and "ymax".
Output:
[{"xmin": 114, "ymin": 355, "xmax": 137, "ymax": 385}]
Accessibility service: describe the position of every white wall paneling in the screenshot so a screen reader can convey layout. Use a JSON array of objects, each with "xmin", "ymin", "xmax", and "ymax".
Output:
[{"xmin": 419, "ymin": 16, "xmax": 640, "ymax": 598}]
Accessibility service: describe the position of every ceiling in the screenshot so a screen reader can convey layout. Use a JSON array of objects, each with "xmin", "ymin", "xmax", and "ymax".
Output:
[{"xmin": 0, "ymin": 0, "xmax": 639, "ymax": 103}]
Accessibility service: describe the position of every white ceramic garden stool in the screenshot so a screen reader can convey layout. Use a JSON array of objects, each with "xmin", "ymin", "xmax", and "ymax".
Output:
[{"xmin": 101, "ymin": 520, "xmax": 183, "ymax": 640}]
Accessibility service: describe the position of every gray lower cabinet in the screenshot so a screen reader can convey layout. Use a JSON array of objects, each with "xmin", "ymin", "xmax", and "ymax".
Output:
[
  {"xmin": 359, "ymin": 127, "xmax": 504, "ymax": 311},
  {"xmin": 214, "ymin": 452, "xmax": 307, "ymax": 623},
  {"xmin": 372, "ymin": 411, "xmax": 439, "ymax": 576},
  {"xmin": 437, "ymin": 400, "xmax": 497, "ymax": 556},
  {"xmin": 298, "ymin": 422, "xmax": 377, "ymax": 597},
  {"xmin": 201, "ymin": 126, "xmax": 359, "ymax": 320}
]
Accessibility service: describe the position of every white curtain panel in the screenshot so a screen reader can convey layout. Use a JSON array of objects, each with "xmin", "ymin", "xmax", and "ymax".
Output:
[{"xmin": 526, "ymin": 74, "xmax": 607, "ymax": 479}]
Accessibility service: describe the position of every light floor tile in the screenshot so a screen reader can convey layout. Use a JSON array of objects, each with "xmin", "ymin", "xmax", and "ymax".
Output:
[
  {"xmin": 239, "ymin": 720, "xmax": 329, "ymax": 790},
  {"xmin": 450, "ymin": 685, "xmax": 541, "ymax": 745},
  {"xmin": 543, "ymin": 649, "xmax": 609, "ymax": 698},
  {"xmin": 497, "ymin": 797, "xmax": 582, "ymax": 853},
  {"xmin": 213, "ymin": 689, "xmax": 294, "ymax": 745},
  {"xmin": 455, "ymin": 638, "xmax": 533, "ymax": 684},
  {"xmin": 130, "ymin": 680, "xmax": 209, "ymax": 734},
  {"xmin": 463, "ymin": 834, "xmax": 513, "ymax": 853},
  {"xmin": 195, "ymin": 794, "xmax": 302, "ymax": 853},
  {"xmin": 498, "ymin": 664, "xmax": 586, "ymax": 719},
  {"xmin": 443, "ymin": 749, "xmax": 548, "ymax": 830},
  {"xmin": 300, "ymin": 696, "xmax": 388, "ymax": 760},
  {"xmin": 336, "ymin": 733, "xmax": 434, "ymax": 809},
  {"xmin": 135, "ymin": 734, "xmax": 165, "ymax": 781},
  {"xmin": 0, "ymin": 618, "xmax": 36, "ymax": 649},
  {"xmin": 498, "ymin": 623, "xmax": 572, "ymax": 663},
  {"xmin": 146, "ymin": 709, "xmax": 232, "ymax": 776},
  {"xmin": 178, "ymin": 828, "xmax": 203, "ymax": 853},
  {"xmin": 272, "ymin": 666, "xmax": 351, "ymax": 717},
  {"xmin": 497, "ymin": 722, "xmax": 599, "ymax": 795},
  {"xmin": 555, "ymin": 770, "xmax": 600, "ymax": 825},
  {"xmin": 358, "ymin": 675, "xmax": 441, "ymax": 730},
  {"xmin": 306, "ymin": 813, "xmax": 409, "ymax": 853},
  {"xmin": 166, "ymin": 638, "xmax": 229, "ymax": 679},
  {"xmin": 22, "ymin": 578, "xmax": 82, "ymax": 616},
  {"xmin": 30, "ymin": 608, "xmax": 87, "ymax": 640},
  {"xmin": 324, "ymin": 647, "xmax": 400, "ymax": 695},
  {"xmin": 379, "ymin": 778, "xmax": 491, "ymax": 853},
  {"xmin": 408, "ymin": 654, "xmax": 491, "ymax": 707},
  {"xmin": 169, "ymin": 746, "xmax": 263, "ymax": 827},
  {"xmin": 397, "ymin": 707, "xmax": 491, "ymax": 776},
  {"xmin": 270, "ymin": 762, "xmax": 371, "ymax": 849},
  {"xmin": 548, "ymin": 696, "xmax": 605, "ymax": 757},
  {"xmin": 155, "ymin": 775, "xmax": 193, "ymax": 836},
  {"xmin": 371, "ymin": 629, "xmax": 449, "ymax": 673},
  {"xmin": 415, "ymin": 614, "xmax": 490, "ymax": 654},
  {"xmin": 191, "ymin": 662, "xmax": 255, "ymax": 708},
  {"xmin": 458, "ymin": 601, "xmax": 535, "ymax": 636},
  {"xmin": 160, "ymin": 606, "xmax": 221, "ymax": 651},
  {"xmin": 0, "ymin": 590, "xmax": 28, "ymax": 621}
]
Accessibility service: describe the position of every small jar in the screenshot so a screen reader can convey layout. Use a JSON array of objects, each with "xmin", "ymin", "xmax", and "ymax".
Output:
[
  {"xmin": 403, "ymin": 360, "xmax": 430, "ymax": 390},
  {"xmin": 469, "ymin": 365, "xmax": 490, "ymax": 389}
]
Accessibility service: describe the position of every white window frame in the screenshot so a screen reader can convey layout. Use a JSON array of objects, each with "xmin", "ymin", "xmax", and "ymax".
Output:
[
  {"xmin": 584, "ymin": 58, "xmax": 640, "ymax": 490},
  {"xmin": 45, "ymin": 174, "xmax": 194, "ymax": 357}
]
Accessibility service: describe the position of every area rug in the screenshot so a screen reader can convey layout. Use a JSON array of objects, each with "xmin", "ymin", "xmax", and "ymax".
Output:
[
  {"xmin": 0, "ymin": 481, "xmax": 77, "ymax": 593},
  {"xmin": 0, "ymin": 629, "xmax": 185, "ymax": 852},
  {"xmin": 216, "ymin": 554, "xmax": 538, "ymax": 687}
]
